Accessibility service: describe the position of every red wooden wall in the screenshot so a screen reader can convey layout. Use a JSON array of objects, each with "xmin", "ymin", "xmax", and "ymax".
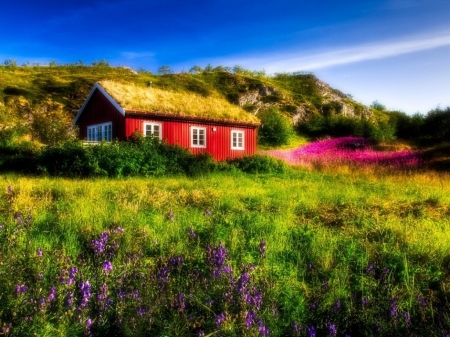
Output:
[
  {"xmin": 125, "ymin": 117, "xmax": 257, "ymax": 161},
  {"xmin": 76, "ymin": 89, "xmax": 126, "ymax": 140}
]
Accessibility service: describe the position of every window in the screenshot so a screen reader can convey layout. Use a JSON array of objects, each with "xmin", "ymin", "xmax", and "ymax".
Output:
[
  {"xmin": 231, "ymin": 130, "xmax": 244, "ymax": 150},
  {"xmin": 87, "ymin": 122, "xmax": 112, "ymax": 142},
  {"xmin": 190, "ymin": 127, "xmax": 206, "ymax": 148},
  {"xmin": 143, "ymin": 122, "xmax": 162, "ymax": 139}
]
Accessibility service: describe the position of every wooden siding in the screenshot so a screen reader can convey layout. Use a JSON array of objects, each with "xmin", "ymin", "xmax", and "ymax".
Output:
[
  {"xmin": 76, "ymin": 89, "xmax": 126, "ymax": 140},
  {"xmin": 125, "ymin": 117, "xmax": 257, "ymax": 161}
]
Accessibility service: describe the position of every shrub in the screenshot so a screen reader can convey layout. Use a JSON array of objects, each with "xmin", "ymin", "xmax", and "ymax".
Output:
[
  {"xmin": 227, "ymin": 154, "xmax": 288, "ymax": 174},
  {"xmin": 257, "ymin": 108, "xmax": 293, "ymax": 146}
]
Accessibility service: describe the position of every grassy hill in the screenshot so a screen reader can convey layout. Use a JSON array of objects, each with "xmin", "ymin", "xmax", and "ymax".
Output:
[{"xmin": 0, "ymin": 62, "xmax": 373, "ymax": 146}]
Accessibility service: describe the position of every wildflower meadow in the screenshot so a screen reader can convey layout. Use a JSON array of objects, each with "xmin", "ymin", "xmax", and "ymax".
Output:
[
  {"xmin": 267, "ymin": 137, "xmax": 422, "ymax": 170},
  {"xmin": 1, "ymin": 168, "xmax": 450, "ymax": 336}
]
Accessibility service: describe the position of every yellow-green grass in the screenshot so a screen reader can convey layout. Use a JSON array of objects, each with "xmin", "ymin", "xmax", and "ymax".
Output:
[
  {"xmin": 2, "ymin": 169, "xmax": 450, "ymax": 335},
  {"xmin": 99, "ymin": 80, "xmax": 259, "ymax": 123}
]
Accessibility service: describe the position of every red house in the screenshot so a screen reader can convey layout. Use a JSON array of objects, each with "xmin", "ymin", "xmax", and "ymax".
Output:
[{"xmin": 73, "ymin": 81, "xmax": 260, "ymax": 161}]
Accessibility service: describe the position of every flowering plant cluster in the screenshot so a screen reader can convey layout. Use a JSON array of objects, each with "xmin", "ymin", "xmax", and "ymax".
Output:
[{"xmin": 267, "ymin": 137, "xmax": 422, "ymax": 169}]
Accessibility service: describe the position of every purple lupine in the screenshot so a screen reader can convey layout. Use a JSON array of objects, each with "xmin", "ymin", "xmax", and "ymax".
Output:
[
  {"xmin": 258, "ymin": 322, "xmax": 270, "ymax": 337},
  {"xmin": 16, "ymin": 285, "xmax": 28, "ymax": 294},
  {"xmin": 204, "ymin": 209, "xmax": 211, "ymax": 216},
  {"xmin": 310, "ymin": 303, "xmax": 316, "ymax": 310},
  {"xmin": 245, "ymin": 311, "xmax": 257, "ymax": 328},
  {"xmin": 65, "ymin": 291, "xmax": 74, "ymax": 308},
  {"xmin": 38, "ymin": 298, "xmax": 46, "ymax": 308},
  {"xmin": 328, "ymin": 323, "xmax": 337, "ymax": 337},
  {"xmin": 366, "ymin": 263, "xmax": 375, "ymax": 275},
  {"xmin": 157, "ymin": 266, "xmax": 169, "ymax": 284},
  {"xmin": 293, "ymin": 321, "xmax": 302, "ymax": 334},
  {"xmin": 173, "ymin": 293, "xmax": 186, "ymax": 311},
  {"xmin": 113, "ymin": 226, "xmax": 124, "ymax": 234},
  {"xmin": 259, "ymin": 240, "xmax": 266, "ymax": 257},
  {"xmin": 48, "ymin": 287, "xmax": 56, "ymax": 302},
  {"xmin": 189, "ymin": 227, "xmax": 197, "ymax": 238},
  {"xmin": 67, "ymin": 267, "xmax": 78, "ymax": 285},
  {"xmin": 403, "ymin": 312, "xmax": 412, "ymax": 327},
  {"xmin": 334, "ymin": 300, "xmax": 341, "ymax": 311},
  {"xmin": 416, "ymin": 295, "xmax": 427, "ymax": 307},
  {"xmin": 215, "ymin": 312, "xmax": 226, "ymax": 327},
  {"xmin": 80, "ymin": 281, "xmax": 91, "ymax": 308},
  {"xmin": 169, "ymin": 255, "xmax": 183, "ymax": 268},
  {"xmin": 389, "ymin": 298, "xmax": 398, "ymax": 318},
  {"xmin": 102, "ymin": 260, "xmax": 113, "ymax": 274},
  {"xmin": 207, "ymin": 242, "xmax": 229, "ymax": 277},
  {"xmin": 362, "ymin": 297, "xmax": 370, "ymax": 306},
  {"xmin": 306, "ymin": 326, "xmax": 316, "ymax": 337},
  {"xmin": 197, "ymin": 330, "xmax": 205, "ymax": 337},
  {"xmin": 36, "ymin": 248, "xmax": 43, "ymax": 257},
  {"xmin": 92, "ymin": 231, "xmax": 109, "ymax": 255},
  {"xmin": 137, "ymin": 306, "xmax": 147, "ymax": 316},
  {"xmin": 86, "ymin": 318, "xmax": 92, "ymax": 329}
]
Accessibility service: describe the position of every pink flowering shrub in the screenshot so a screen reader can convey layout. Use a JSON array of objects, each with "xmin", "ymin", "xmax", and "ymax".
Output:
[{"xmin": 267, "ymin": 137, "xmax": 422, "ymax": 169}]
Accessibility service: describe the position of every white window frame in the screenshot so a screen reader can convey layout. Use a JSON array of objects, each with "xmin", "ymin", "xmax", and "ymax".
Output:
[
  {"xmin": 87, "ymin": 122, "xmax": 112, "ymax": 142},
  {"xmin": 190, "ymin": 126, "xmax": 207, "ymax": 148},
  {"xmin": 143, "ymin": 122, "xmax": 162, "ymax": 140},
  {"xmin": 231, "ymin": 130, "xmax": 245, "ymax": 150}
]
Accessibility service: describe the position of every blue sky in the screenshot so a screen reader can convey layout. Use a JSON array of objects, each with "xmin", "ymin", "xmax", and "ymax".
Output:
[{"xmin": 2, "ymin": 0, "xmax": 450, "ymax": 114}]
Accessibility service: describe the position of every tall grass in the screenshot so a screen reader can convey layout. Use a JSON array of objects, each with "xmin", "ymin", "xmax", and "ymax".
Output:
[{"xmin": 1, "ymin": 170, "xmax": 450, "ymax": 336}]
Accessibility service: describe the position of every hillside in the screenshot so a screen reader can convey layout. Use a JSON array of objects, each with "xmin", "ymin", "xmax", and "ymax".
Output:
[{"xmin": 0, "ymin": 63, "xmax": 374, "ymax": 145}]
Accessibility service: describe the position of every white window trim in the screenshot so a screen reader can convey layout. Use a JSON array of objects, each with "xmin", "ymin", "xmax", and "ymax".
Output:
[
  {"xmin": 231, "ymin": 130, "xmax": 245, "ymax": 150},
  {"xmin": 143, "ymin": 122, "xmax": 162, "ymax": 140},
  {"xmin": 87, "ymin": 122, "xmax": 112, "ymax": 142},
  {"xmin": 190, "ymin": 126, "xmax": 207, "ymax": 148}
]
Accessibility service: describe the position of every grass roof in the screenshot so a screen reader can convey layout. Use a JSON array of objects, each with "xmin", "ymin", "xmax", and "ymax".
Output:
[{"xmin": 99, "ymin": 80, "xmax": 259, "ymax": 123}]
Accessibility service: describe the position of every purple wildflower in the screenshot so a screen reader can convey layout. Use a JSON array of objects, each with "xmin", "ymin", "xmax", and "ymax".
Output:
[
  {"xmin": 334, "ymin": 300, "xmax": 341, "ymax": 311},
  {"xmin": 102, "ymin": 260, "xmax": 113, "ymax": 274},
  {"xmin": 38, "ymin": 297, "xmax": 45, "ymax": 308},
  {"xmin": 67, "ymin": 267, "xmax": 78, "ymax": 285},
  {"xmin": 322, "ymin": 279, "xmax": 329, "ymax": 290},
  {"xmin": 36, "ymin": 248, "xmax": 43, "ymax": 257},
  {"xmin": 306, "ymin": 326, "xmax": 316, "ymax": 337},
  {"xmin": 215, "ymin": 312, "xmax": 226, "ymax": 327},
  {"xmin": 80, "ymin": 281, "xmax": 91, "ymax": 308},
  {"xmin": 403, "ymin": 312, "xmax": 412, "ymax": 327},
  {"xmin": 293, "ymin": 321, "xmax": 302, "ymax": 333},
  {"xmin": 204, "ymin": 209, "xmax": 211, "ymax": 216},
  {"xmin": 362, "ymin": 297, "xmax": 370, "ymax": 306},
  {"xmin": 85, "ymin": 318, "xmax": 92, "ymax": 329},
  {"xmin": 366, "ymin": 263, "xmax": 375, "ymax": 275},
  {"xmin": 307, "ymin": 263, "xmax": 313, "ymax": 270},
  {"xmin": 16, "ymin": 285, "xmax": 28, "ymax": 294},
  {"xmin": 328, "ymin": 323, "xmax": 337, "ymax": 337},
  {"xmin": 173, "ymin": 293, "xmax": 186, "ymax": 311},
  {"xmin": 197, "ymin": 330, "xmax": 205, "ymax": 337},
  {"xmin": 258, "ymin": 323, "xmax": 270, "ymax": 337},
  {"xmin": 245, "ymin": 311, "xmax": 257, "ymax": 328},
  {"xmin": 416, "ymin": 295, "xmax": 427, "ymax": 307},
  {"xmin": 389, "ymin": 298, "xmax": 398, "ymax": 318},
  {"xmin": 137, "ymin": 306, "xmax": 147, "ymax": 316},
  {"xmin": 65, "ymin": 291, "xmax": 74, "ymax": 308},
  {"xmin": 189, "ymin": 227, "xmax": 197, "ymax": 238},
  {"xmin": 48, "ymin": 286, "xmax": 56, "ymax": 302},
  {"xmin": 91, "ymin": 231, "xmax": 109, "ymax": 255}
]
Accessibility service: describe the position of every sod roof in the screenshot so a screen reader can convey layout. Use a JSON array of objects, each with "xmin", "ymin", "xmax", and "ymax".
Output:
[{"xmin": 98, "ymin": 80, "xmax": 259, "ymax": 124}]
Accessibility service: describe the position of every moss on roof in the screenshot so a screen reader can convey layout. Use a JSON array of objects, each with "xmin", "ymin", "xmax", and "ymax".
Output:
[{"xmin": 99, "ymin": 80, "xmax": 259, "ymax": 123}]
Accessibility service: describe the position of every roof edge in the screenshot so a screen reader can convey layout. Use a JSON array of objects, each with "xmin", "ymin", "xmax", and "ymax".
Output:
[
  {"xmin": 73, "ymin": 83, "xmax": 125, "ymax": 125},
  {"xmin": 124, "ymin": 109, "xmax": 261, "ymax": 127}
]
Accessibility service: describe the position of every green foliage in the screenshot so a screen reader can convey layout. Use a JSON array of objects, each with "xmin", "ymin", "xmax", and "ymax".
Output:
[
  {"xmin": 227, "ymin": 154, "xmax": 287, "ymax": 173},
  {"xmin": 158, "ymin": 65, "xmax": 173, "ymax": 75},
  {"xmin": 297, "ymin": 114, "xmax": 396, "ymax": 142},
  {"xmin": 257, "ymin": 107, "xmax": 293, "ymax": 146}
]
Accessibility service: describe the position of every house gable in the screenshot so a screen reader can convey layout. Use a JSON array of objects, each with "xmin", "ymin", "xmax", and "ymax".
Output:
[{"xmin": 73, "ymin": 83, "xmax": 125, "ymax": 125}]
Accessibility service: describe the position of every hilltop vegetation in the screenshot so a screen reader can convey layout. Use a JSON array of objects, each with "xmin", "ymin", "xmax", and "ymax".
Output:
[{"xmin": 1, "ymin": 60, "xmax": 449, "ymax": 151}]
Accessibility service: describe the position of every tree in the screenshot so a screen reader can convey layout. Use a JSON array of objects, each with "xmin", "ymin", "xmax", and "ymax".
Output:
[
  {"xmin": 158, "ymin": 65, "xmax": 173, "ymax": 75},
  {"xmin": 257, "ymin": 107, "xmax": 293, "ymax": 146},
  {"xmin": 189, "ymin": 65, "xmax": 203, "ymax": 74}
]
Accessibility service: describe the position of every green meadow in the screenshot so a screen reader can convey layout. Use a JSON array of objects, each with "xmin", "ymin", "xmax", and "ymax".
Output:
[{"xmin": 1, "ymin": 168, "xmax": 450, "ymax": 336}]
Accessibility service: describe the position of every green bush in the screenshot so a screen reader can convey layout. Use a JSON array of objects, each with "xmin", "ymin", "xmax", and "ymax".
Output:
[
  {"xmin": 227, "ymin": 154, "xmax": 288, "ymax": 174},
  {"xmin": 257, "ymin": 107, "xmax": 293, "ymax": 146}
]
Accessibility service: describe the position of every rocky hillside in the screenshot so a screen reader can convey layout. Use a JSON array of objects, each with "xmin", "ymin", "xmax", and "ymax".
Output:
[{"xmin": 0, "ymin": 63, "xmax": 373, "ymax": 145}]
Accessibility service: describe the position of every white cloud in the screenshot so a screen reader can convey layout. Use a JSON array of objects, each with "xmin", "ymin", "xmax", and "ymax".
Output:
[{"xmin": 213, "ymin": 30, "xmax": 450, "ymax": 73}]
